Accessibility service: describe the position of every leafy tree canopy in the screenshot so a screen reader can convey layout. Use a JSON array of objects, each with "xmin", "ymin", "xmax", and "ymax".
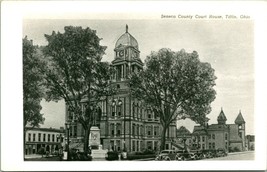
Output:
[
  {"xmin": 130, "ymin": 48, "xmax": 216, "ymax": 150},
  {"xmin": 23, "ymin": 36, "xmax": 45, "ymax": 128},
  {"xmin": 42, "ymin": 26, "xmax": 113, "ymax": 153}
]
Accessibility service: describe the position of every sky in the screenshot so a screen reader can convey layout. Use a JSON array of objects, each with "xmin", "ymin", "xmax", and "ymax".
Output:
[{"xmin": 23, "ymin": 19, "xmax": 254, "ymax": 135}]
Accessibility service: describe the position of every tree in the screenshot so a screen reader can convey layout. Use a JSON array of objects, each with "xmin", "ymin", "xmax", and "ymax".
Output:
[
  {"xmin": 129, "ymin": 48, "xmax": 216, "ymax": 150},
  {"xmin": 23, "ymin": 36, "xmax": 45, "ymax": 128},
  {"xmin": 42, "ymin": 26, "xmax": 113, "ymax": 154},
  {"xmin": 23, "ymin": 36, "xmax": 45, "ymax": 156}
]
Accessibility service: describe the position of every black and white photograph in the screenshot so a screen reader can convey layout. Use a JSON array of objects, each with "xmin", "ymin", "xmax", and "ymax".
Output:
[{"xmin": 1, "ymin": 1, "xmax": 267, "ymax": 171}]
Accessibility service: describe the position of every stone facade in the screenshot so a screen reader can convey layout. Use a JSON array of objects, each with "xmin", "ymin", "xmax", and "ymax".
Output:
[{"xmin": 65, "ymin": 25, "xmax": 176, "ymax": 153}]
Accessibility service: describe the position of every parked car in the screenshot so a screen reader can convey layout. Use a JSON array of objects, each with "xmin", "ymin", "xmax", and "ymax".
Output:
[
  {"xmin": 216, "ymin": 148, "xmax": 227, "ymax": 157},
  {"xmin": 189, "ymin": 150, "xmax": 204, "ymax": 160},
  {"xmin": 175, "ymin": 150, "xmax": 196, "ymax": 161},
  {"xmin": 155, "ymin": 150, "xmax": 178, "ymax": 161}
]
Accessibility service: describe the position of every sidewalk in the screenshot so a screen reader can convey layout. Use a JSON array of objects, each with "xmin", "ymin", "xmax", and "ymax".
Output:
[
  {"xmin": 228, "ymin": 150, "xmax": 254, "ymax": 156},
  {"xmin": 24, "ymin": 154, "xmax": 57, "ymax": 159}
]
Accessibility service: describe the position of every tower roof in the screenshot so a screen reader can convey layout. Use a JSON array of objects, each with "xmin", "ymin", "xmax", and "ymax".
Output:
[
  {"xmin": 217, "ymin": 108, "xmax": 227, "ymax": 124},
  {"xmin": 235, "ymin": 110, "xmax": 246, "ymax": 124},
  {"xmin": 115, "ymin": 25, "xmax": 139, "ymax": 50}
]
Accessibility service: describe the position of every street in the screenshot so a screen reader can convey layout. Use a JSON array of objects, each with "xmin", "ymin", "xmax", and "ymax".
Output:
[{"xmin": 203, "ymin": 151, "xmax": 254, "ymax": 160}]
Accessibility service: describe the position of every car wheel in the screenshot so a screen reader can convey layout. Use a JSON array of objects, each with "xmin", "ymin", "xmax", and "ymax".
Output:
[
  {"xmin": 165, "ymin": 156, "xmax": 171, "ymax": 161},
  {"xmin": 175, "ymin": 155, "xmax": 180, "ymax": 161}
]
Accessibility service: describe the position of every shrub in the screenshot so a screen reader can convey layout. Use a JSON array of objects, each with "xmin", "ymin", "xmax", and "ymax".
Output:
[
  {"xmin": 37, "ymin": 147, "xmax": 45, "ymax": 155},
  {"xmin": 143, "ymin": 149, "xmax": 155, "ymax": 155},
  {"xmin": 127, "ymin": 154, "xmax": 156, "ymax": 160},
  {"xmin": 106, "ymin": 151, "xmax": 119, "ymax": 161}
]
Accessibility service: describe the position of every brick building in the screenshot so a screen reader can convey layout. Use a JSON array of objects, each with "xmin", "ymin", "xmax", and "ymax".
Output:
[
  {"xmin": 65, "ymin": 25, "xmax": 176, "ymax": 153},
  {"xmin": 176, "ymin": 109, "xmax": 247, "ymax": 152},
  {"xmin": 24, "ymin": 127, "xmax": 65, "ymax": 155}
]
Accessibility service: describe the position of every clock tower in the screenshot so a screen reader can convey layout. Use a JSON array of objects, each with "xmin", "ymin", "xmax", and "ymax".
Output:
[{"xmin": 112, "ymin": 25, "xmax": 143, "ymax": 82}]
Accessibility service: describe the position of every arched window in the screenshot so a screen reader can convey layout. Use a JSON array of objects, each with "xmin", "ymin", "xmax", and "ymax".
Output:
[{"xmin": 132, "ymin": 103, "xmax": 135, "ymax": 118}]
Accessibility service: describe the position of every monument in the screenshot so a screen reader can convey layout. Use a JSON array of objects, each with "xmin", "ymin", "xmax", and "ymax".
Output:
[{"xmin": 89, "ymin": 126, "xmax": 107, "ymax": 160}]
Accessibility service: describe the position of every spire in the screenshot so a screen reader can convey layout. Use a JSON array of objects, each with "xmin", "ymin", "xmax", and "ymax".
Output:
[
  {"xmin": 217, "ymin": 108, "xmax": 227, "ymax": 125},
  {"xmin": 126, "ymin": 24, "xmax": 128, "ymax": 33},
  {"xmin": 235, "ymin": 110, "xmax": 245, "ymax": 124}
]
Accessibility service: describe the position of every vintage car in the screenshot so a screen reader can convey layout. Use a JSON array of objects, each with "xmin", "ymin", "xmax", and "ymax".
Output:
[
  {"xmin": 155, "ymin": 150, "xmax": 178, "ymax": 161},
  {"xmin": 216, "ymin": 148, "xmax": 228, "ymax": 157},
  {"xmin": 189, "ymin": 150, "xmax": 204, "ymax": 160},
  {"xmin": 175, "ymin": 150, "xmax": 196, "ymax": 161}
]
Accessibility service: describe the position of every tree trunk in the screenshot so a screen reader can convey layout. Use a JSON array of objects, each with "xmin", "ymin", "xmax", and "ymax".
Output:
[
  {"xmin": 160, "ymin": 125, "xmax": 168, "ymax": 151},
  {"xmin": 84, "ymin": 127, "xmax": 90, "ymax": 154},
  {"xmin": 24, "ymin": 127, "xmax": 26, "ymax": 158}
]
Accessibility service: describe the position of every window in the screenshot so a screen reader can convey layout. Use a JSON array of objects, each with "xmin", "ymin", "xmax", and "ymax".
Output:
[
  {"xmin": 147, "ymin": 126, "xmax": 152, "ymax": 136},
  {"xmin": 132, "ymin": 124, "xmax": 135, "ymax": 136},
  {"xmin": 28, "ymin": 133, "xmax": 31, "ymax": 142},
  {"xmin": 117, "ymin": 105, "xmax": 121, "ymax": 117},
  {"xmin": 33, "ymin": 134, "xmax": 36, "ymax": 142},
  {"xmin": 225, "ymin": 142, "xmax": 228, "ymax": 150},
  {"xmin": 111, "ymin": 124, "xmax": 114, "ymax": 136},
  {"xmin": 38, "ymin": 133, "xmax": 41, "ymax": 142},
  {"xmin": 202, "ymin": 136, "xmax": 205, "ymax": 142},
  {"xmin": 136, "ymin": 141, "xmax": 139, "ymax": 152},
  {"xmin": 117, "ymin": 84, "xmax": 120, "ymax": 89},
  {"xmin": 117, "ymin": 124, "xmax": 121, "ymax": 135},
  {"xmin": 147, "ymin": 109, "xmax": 152, "ymax": 120},
  {"xmin": 137, "ymin": 124, "xmax": 139, "ymax": 136},
  {"xmin": 132, "ymin": 140, "xmax": 135, "ymax": 151},
  {"xmin": 147, "ymin": 141, "xmax": 152, "ymax": 150},
  {"xmin": 74, "ymin": 125, "xmax": 77, "ymax": 137},
  {"xmin": 225, "ymin": 133, "xmax": 228, "ymax": 140},
  {"xmin": 140, "ymin": 125, "xmax": 143, "ymax": 136},
  {"xmin": 239, "ymin": 132, "xmax": 242, "ymax": 138},
  {"xmin": 136, "ymin": 103, "xmax": 139, "ymax": 118},
  {"xmin": 212, "ymin": 134, "xmax": 215, "ymax": 139},
  {"xmin": 43, "ymin": 134, "xmax": 46, "ymax": 142},
  {"xmin": 212, "ymin": 142, "xmax": 215, "ymax": 149},
  {"xmin": 48, "ymin": 134, "xmax": 50, "ymax": 142},
  {"xmin": 209, "ymin": 143, "xmax": 212, "ymax": 149},
  {"xmin": 112, "ymin": 106, "xmax": 115, "ymax": 117},
  {"xmin": 154, "ymin": 141, "xmax": 158, "ymax": 151},
  {"xmin": 69, "ymin": 127, "xmax": 73, "ymax": 137},
  {"xmin": 52, "ymin": 134, "xmax": 55, "ymax": 142},
  {"xmin": 209, "ymin": 134, "xmax": 211, "ymax": 139},
  {"xmin": 68, "ymin": 112, "xmax": 73, "ymax": 121},
  {"xmin": 154, "ymin": 126, "xmax": 159, "ymax": 136},
  {"xmin": 132, "ymin": 103, "xmax": 135, "ymax": 118},
  {"xmin": 202, "ymin": 144, "xmax": 205, "ymax": 149}
]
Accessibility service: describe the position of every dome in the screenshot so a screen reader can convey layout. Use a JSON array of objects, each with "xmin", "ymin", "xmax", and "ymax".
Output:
[{"xmin": 115, "ymin": 25, "xmax": 139, "ymax": 50}]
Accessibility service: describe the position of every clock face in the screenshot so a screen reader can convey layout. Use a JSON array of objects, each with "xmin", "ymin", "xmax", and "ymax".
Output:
[{"xmin": 119, "ymin": 51, "xmax": 124, "ymax": 57}]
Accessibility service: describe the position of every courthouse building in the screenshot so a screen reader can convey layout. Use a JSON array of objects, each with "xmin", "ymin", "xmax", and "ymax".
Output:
[{"xmin": 65, "ymin": 25, "xmax": 176, "ymax": 153}]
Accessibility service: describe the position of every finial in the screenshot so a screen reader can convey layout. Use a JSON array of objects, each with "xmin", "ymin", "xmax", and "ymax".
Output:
[
  {"xmin": 221, "ymin": 107, "xmax": 223, "ymax": 111},
  {"xmin": 126, "ymin": 24, "xmax": 128, "ymax": 33}
]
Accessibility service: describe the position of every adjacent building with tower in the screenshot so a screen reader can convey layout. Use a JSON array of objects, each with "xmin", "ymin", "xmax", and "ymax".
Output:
[{"xmin": 176, "ymin": 109, "xmax": 247, "ymax": 152}]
